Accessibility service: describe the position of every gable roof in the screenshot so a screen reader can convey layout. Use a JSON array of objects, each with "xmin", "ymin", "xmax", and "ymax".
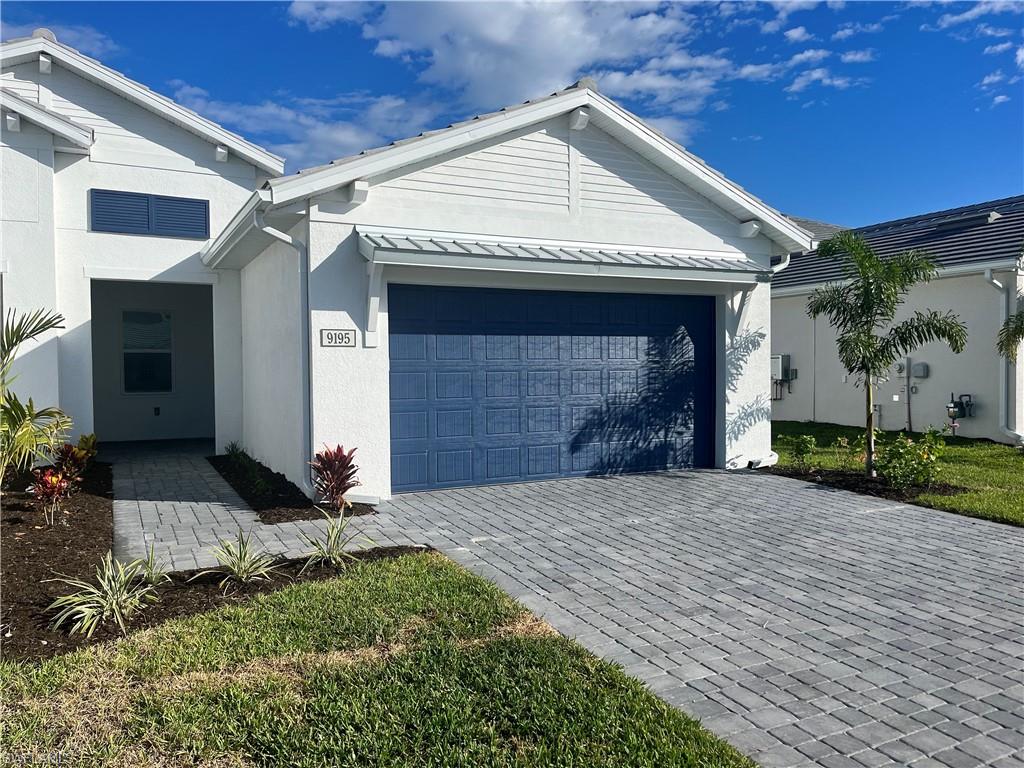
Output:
[
  {"xmin": 0, "ymin": 86, "xmax": 93, "ymax": 148},
  {"xmin": 0, "ymin": 29, "xmax": 284, "ymax": 175},
  {"xmin": 773, "ymin": 195, "xmax": 1024, "ymax": 291},
  {"xmin": 785, "ymin": 214, "xmax": 846, "ymax": 241},
  {"xmin": 253, "ymin": 80, "xmax": 814, "ymax": 254}
]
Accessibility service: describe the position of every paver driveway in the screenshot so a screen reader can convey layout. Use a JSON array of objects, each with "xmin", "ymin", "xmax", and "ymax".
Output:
[
  {"xmin": 109, "ymin": 446, "xmax": 1023, "ymax": 767},
  {"xmin": 383, "ymin": 471, "xmax": 1024, "ymax": 768}
]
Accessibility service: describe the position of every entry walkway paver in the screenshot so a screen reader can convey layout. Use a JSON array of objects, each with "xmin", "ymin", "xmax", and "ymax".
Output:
[{"xmin": 108, "ymin": 445, "xmax": 1023, "ymax": 768}]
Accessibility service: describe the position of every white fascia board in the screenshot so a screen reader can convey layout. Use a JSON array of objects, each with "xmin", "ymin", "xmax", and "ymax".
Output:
[
  {"xmin": 588, "ymin": 92, "xmax": 814, "ymax": 254},
  {"xmin": 0, "ymin": 88, "xmax": 92, "ymax": 147},
  {"xmin": 363, "ymin": 249, "xmax": 762, "ymax": 286},
  {"xmin": 268, "ymin": 90, "xmax": 590, "ymax": 206},
  {"xmin": 202, "ymin": 189, "xmax": 272, "ymax": 268},
  {"xmin": 770, "ymin": 257, "xmax": 1021, "ymax": 298},
  {"xmin": 0, "ymin": 37, "xmax": 284, "ymax": 175}
]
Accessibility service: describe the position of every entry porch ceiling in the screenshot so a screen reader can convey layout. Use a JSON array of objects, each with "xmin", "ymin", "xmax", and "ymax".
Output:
[{"xmin": 357, "ymin": 227, "xmax": 769, "ymax": 284}]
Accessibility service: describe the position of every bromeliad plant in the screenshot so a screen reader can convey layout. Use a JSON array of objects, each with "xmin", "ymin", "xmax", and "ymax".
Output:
[
  {"xmin": 807, "ymin": 233, "xmax": 967, "ymax": 476},
  {"xmin": 193, "ymin": 529, "xmax": 281, "ymax": 594},
  {"xmin": 47, "ymin": 551, "xmax": 158, "ymax": 637},
  {"xmin": 30, "ymin": 467, "xmax": 71, "ymax": 526},
  {"xmin": 310, "ymin": 444, "xmax": 361, "ymax": 511}
]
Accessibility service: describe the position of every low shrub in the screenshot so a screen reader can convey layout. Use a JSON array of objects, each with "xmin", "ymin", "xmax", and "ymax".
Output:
[
  {"xmin": 194, "ymin": 529, "xmax": 281, "ymax": 594},
  {"xmin": 223, "ymin": 444, "xmax": 272, "ymax": 496},
  {"xmin": 791, "ymin": 434, "xmax": 817, "ymax": 473},
  {"xmin": 53, "ymin": 442, "xmax": 89, "ymax": 489},
  {"xmin": 310, "ymin": 445, "xmax": 361, "ymax": 510},
  {"xmin": 875, "ymin": 427, "xmax": 946, "ymax": 490},
  {"xmin": 301, "ymin": 511, "xmax": 373, "ymax": 574},
  {"xmin": 829, "ymin": 436, "xmax": 861, "ymax": 472},
  {"xmin": 30, "ymin": 467, "xmax": 71, "ymax": 525},
  {"xmin": 47, "ymin": 551, "xmax": 157, "ymax": 637}
]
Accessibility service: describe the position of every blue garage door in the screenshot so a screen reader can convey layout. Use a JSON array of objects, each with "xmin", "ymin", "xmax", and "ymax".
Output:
[{"xmin": 389, "ymin": 284, "xmax": 715, "ymax": 492}]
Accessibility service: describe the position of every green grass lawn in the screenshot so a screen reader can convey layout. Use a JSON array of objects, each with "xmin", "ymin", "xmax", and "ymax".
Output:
[
  {"xmin": 1, "ymin": 552, "xmax": 752, "ymax": 768},
  {"xmin": 772, "ymin": 421, "xmax": 1024, "ymax": 526}
]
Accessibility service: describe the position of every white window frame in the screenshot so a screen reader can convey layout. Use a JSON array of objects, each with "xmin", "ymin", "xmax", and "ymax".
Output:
[{"xmin": 120, "ymin": 308, "xmax": 174, "ymax": 396}]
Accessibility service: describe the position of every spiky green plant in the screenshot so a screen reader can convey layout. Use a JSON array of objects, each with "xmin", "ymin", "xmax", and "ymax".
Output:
[
  {"xmin": 807, "ymin": 233, "xmax": 967, "ymax": 475},
  {"xmin": 300, "ymin": 510, "xmax": 374, "ymax": 575},
  {"xmin": 140, "ymin": 543, "xmax": 171, "ymax": 586},
  {"xmin": 193, "ymin": 529, "xmax": 281, "ymax": 594},
  {"xmin": 1, "ymin": 308, "xmax": 71, "ymax": 486},
  {"xmin": 47, "ymin": 552, "xmax": 157, "ymax": 637}
]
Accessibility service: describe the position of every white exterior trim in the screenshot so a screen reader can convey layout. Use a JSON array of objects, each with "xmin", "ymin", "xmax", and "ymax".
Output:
[
  {"xmin": 0, "ymin": 35, "xmax": 284, "ymax": 175},
  {"xmin": 83, "ymin": 266, "xmax": 219, "ymax": 285},
  {"xmin": 771, "ymin": 257, "xmax": 1021, "ymax": 297},
  {"xmin": 0, "ymin": 87, "xmax": 92, "ymax": 148}
]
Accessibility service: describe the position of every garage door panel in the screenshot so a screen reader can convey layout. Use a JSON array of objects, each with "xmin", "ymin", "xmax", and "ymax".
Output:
[{"xmin": 389, "ymin": 284, "xmax": 714, "ymax": 492}]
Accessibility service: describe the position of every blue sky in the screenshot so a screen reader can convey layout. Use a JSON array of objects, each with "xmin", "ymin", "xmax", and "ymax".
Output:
[{"xmin": 3, "ymin": 1, "xmax": 1022, "ymax": 226}]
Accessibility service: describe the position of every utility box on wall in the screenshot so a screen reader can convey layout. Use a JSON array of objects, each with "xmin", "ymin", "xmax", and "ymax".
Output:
[{"xmin": 770, "ymin": 354, "xmax": 791, "ymax": 382}]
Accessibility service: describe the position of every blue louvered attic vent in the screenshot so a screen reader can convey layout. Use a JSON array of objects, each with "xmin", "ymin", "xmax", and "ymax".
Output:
[{"xmin": 90, "ymin": 189, "xmax": 209, "ymax": 239}]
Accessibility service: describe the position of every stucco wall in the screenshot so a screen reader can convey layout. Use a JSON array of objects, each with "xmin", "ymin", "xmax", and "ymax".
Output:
[
  {"xmin": 770, "ymin": 270, "xmax": 1021, "ymax": 443},
  {"xmin": 1, "ymin": 57, "xmax": 266, "ymax": 447},
  {"xmin": 298, "ymin": 116, "xmax": 778, "ymax": 500},
  {"xmin": 240, "ymin": 237, "xmax": 306, "ymax": 490},
  {"xmin": 1, "ymin": 119, "xmax": 60, "ymax": 409},
  {"xmin": 90, "ymin": 280, "xmax": 214, "ymax": 441}
]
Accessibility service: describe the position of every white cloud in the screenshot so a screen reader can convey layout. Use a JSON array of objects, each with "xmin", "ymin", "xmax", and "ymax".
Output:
[
  {"xmin": 790, "ymin": 48, "xmax": 832, "ymax": 66},
  {"xmin": 831, "ymin": 21, "xmax": 883, "ymax": 41},
  {"xmin": 933, "ymin": 0, "xmax": 1022, "ymax": 30},
  {"xmin": 785, "ymin": 67, "xmax": 853, "ymax": 93},
  {"xmin": 760, "ymin": 1, "xmax": 817, "ymax": 34},
  {"xmin": 735, "ymin": 62, "xmax": 780, "ymax": 81},
  {"xmin": 336, "ymin": 2, "xmax": 696, "ymax": 111},
  {"xmin": 784, "ymin": 26, "xmax": 814, "ymax": 43},
  {"xmin": 1017, "ymin": 45, "xmax": 1024, "ymax": 70},
  {"xmin": 992, "ymin": 94, "xmax": 1010, "ymax": 106},
  {"xmin": 984, "ymin": 42, "xmax": 1014, "ymax": 54},
  {"xmin": 840, "ymin": 49, "xmax": 875, "ymax": 63},
  {"xmin": 0, "ymin": 21, "xmax": 120, "ymax": 57},
  {"xmin": 646, "ymin": 115, "xmax": 701, "ymax": 145},
  {"xmin": 168, "ymin": 80, "xmax": 439, "ymax": 171},
  {"xmin": 975, "ymin": 23, "xmax": 1013, "ymax": 38},
  {"xmin": 287, "ymin": 2, "xmax": 372, "ymax": 31},
  {"xmin": 978, "ymin": 69, "xmax": 1006, "ymax": 88},
  {"xmin": 731, "ymin": 134, "xmax": 763, "ymax": 142}
]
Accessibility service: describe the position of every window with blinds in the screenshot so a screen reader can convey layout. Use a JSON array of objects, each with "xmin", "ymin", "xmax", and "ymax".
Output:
[{"xmin": 122, "ymin": 310, "xmax": 172, "ymax": 393}]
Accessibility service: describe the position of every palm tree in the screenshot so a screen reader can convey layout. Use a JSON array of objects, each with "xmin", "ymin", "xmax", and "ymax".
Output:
[
  {"xmin": 996, "ymin": 294, "xmax": 1024, "ymax": 362},
  {"xmin": 1, "ymin": 309, "xmax": 72, "ymax": 488},
  {"xmin": 806, "ymin": 232, "xmax": 967, "ymax": 476}
]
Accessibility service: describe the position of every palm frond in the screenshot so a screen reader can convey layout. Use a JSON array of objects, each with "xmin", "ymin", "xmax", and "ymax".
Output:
[
  {"xmin": 880, "ymin": 310, "xmax": 968, "ymax": 365},
  {"xmin": 883, "ymin": 250, "xmax": 938, "ymax": 293},
  {"xmin": 1, "ymin": 309, "xmax": 64, "ymax": 380},
  {"xmin": 996, "ymin": 299, "xmax": 1024, "ymax": 361},
  {"xmin": 1, "ymin": 394, "xmax": 72, "ymax": 476}
]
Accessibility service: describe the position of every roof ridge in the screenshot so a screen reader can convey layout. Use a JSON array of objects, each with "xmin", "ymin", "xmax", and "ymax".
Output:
[{"xmin": 853, "ymin": 195, "xmax": 1024, "ymax": 236}]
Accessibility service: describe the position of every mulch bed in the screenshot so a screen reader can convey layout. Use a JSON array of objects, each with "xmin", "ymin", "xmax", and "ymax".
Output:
[
  {"xmin": 1, "ymin": 462, "xmax": 115, "ymax": 660},
  {"xmin": 762, "ymin": 466, "xmax": 963, "ymax": 504},
  {"xmin": 207, "ymin": 454, "xmax": 374, "ymax": 524},
  {"xmin": 2, "ymin": 545, "xmax": 425, "ymax": 662}
]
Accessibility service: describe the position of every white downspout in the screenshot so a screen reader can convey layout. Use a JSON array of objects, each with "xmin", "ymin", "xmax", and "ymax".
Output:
[
  {"xmin": 983, "ymin": 269, "xmax": 1024, "ymax": 445},
  {"xmin": 254, "ymin": 210, "xmax": 317, "ymax": 496},
  {"xmin": 750, "ymin": 250, "xmax": 795, "ymax": 469}
]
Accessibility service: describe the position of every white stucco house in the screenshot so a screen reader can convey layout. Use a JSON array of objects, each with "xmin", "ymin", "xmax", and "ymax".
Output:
[
  {"xmin": 771, "ymin": 197, "xmax": 1024, "ymax": 446},
  {"xmin": 2, "ymin": 29, "xmax": 816, "ymax": 503}
]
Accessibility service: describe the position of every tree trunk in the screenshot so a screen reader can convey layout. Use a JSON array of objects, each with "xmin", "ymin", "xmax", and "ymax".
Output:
[{"xmin": 865, "ymin": 374, "xmax": 876, "ymax": 477}]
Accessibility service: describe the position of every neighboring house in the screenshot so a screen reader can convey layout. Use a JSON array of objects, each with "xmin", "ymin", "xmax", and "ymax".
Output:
[
  {"xmin": 772, "ymin": 196, "xmax": 1024, "ymax": 445},
  {"xmin": 2, "ymin": 30, "xmax": 816, "ymax": 503}
]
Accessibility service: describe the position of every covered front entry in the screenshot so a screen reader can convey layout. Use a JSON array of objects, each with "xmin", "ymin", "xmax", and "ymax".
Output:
[
  {"xmin": 389, "ymin": 284, "xmax": 715, "ymax": 492},
  {"xmin": 90, "ymin": 279, "xmax": 215, "ymax": 442}
]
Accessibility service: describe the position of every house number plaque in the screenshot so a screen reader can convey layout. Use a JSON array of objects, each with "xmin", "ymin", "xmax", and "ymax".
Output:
[{"xmin": 320, "ymin": 329, "xmax": 356, "ymax": 347}]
